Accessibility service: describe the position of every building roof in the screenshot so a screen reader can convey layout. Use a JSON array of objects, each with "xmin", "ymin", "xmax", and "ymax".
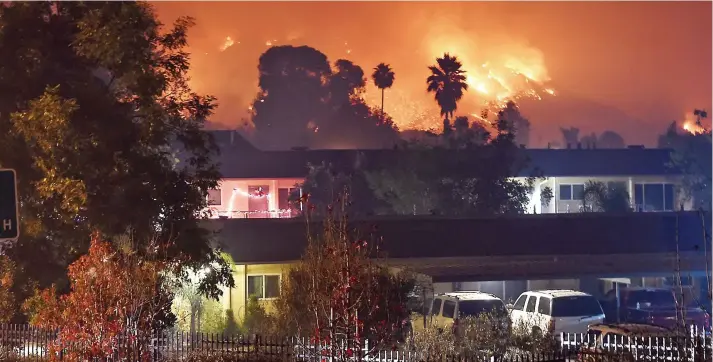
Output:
[
  {"xmin": 529, "ymin": 290, "xmax": 591, "ymax": 298},
  {"xmin": 205, "ymin": 211, "xmax": 709, "ymax": 265},
  {"xmin": 443, "ymin": 291, "xmax": 502, "ymax": 301},
  {"xmin": 215, "ymin": 147, "xmax": 680, "ymax": 179}
]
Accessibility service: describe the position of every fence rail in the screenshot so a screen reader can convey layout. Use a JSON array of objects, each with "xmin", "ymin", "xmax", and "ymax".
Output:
[{"xmin": 0, "ymin": 324, "xmax": 711, "ymax": 362}]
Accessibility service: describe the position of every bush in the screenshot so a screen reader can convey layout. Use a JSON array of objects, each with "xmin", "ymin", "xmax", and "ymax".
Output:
[
  {"xmin": 408, "ymin": 311, "xmax": 558, "ymax": 360},
  {"xmin": 23, "ymin": 233, "xmax": 176, "ymax": 362},
  {"xmin": 243, "ymin": 295, "xmax": 276, "ymax": 336}
]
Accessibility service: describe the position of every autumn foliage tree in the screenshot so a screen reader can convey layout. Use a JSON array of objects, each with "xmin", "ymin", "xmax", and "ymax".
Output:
[
  {"xmin": 275, "ymin": 205, "xmax": 413, "ymax": 360},
  {"xmin": 25, "ymin": 233, "xmax": 177, "ymax": 361}
]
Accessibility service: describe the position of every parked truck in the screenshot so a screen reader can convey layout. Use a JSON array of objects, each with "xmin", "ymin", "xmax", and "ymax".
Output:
[{"xmin": 600, "ymin": 287, "xmax": 710, "ymax": 334}]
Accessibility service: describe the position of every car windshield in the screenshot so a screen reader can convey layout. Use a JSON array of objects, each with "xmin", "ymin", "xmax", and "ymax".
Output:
[
  {"xmin": 626, "ymin": 290, "xmax": 676, "ymax": 308},
  {"xmin": 458, "ymin": 300, "xmax": 506, "ymax": 317},
  {"xmin": 551, "ymin": 296, "xmax": 603, "ymax": 317}
]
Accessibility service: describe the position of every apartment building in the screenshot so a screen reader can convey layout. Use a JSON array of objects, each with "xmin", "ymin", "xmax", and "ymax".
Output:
[{"xmin": 206, "ymin": 131, "xmax": 690, "ymax": 218}]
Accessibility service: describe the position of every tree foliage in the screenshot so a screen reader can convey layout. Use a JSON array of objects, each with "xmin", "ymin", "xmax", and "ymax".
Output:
[
  {"xmin": 426, "ymin": 53, "xmax": 468, "ymax": 131},
  {"xmin": 372, "ymin": 63, "xmax": 395, "ymax": 115},
  {"xmin": 582, "ymin": 181, "xmax": 631, "ymax": 213},
  {"xmin": 25, "ymin": 234, "xmax": 177, "ymax": 361},
  {"xmin": 0, "ymin": 257, "xmax": 16, "ymax": 323},
  {"xmin": 0, "ymin": 1, "xmax": 232, "ymax": 311},
  {"xmin": 274, "ymin": 211, "xmax": 413, "ymax": 359},
  {"xmin": 251, "ymin": 46, "xmax": 398, "ymax": 150},
  {"xmin": 658, "ymin": 121, "xmax": 712, "ymax": 211}
]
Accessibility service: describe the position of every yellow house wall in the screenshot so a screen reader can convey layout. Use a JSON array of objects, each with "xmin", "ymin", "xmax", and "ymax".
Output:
[{"xmin": 225, "ymin": 262, "xmax": 295, "ymax": 323}]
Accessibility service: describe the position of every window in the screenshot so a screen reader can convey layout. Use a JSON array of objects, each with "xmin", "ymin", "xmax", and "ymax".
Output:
[
  {"xmin": 551, "ymin": 296, "xmax": 603, "ymax": 317},
  {"xmin": 634, "ymin": 183, "xmax": 675, "ymax": 211},
  {"xmin": 607, "ymin": 181, "xmax": 627, "ymax": 191},
  {"xmin": 278, "ymin": 187, "xmax": 301, "ymax": 212},
  {"xmin": 513, "ymin": 295, "xmax": 527, "ymax": 311},
  {"xmin": 525, "ymin": 296, "xmax": 537, "ymax": 313},
  {"xmin": 537, "ymin": 297, "xmax": 551, "ymax": 315},
  {"xmin": 431, "ymin": 298, "xmax": 442, "ymax": 316},
  {"xmin": 559, "ymin": 184, "xmax": 584, "ymax": 201},
  {"xmin": 442, "ymin": 300, "xmax": 456, "ymax": 318},
  {"xmin": 457, "ymin": 300, "xmax": 506, "ymax": 317},
  {"xmin": 207, "ymin": 188, "xmax": 221, "ymax": 205},
  {"xmin": 247, "ymin": 185, "xmax": 269, "ymax": 218},
  {"xmin": 247, "ymin": 275, "xmax": 280, "ymax": 299}
]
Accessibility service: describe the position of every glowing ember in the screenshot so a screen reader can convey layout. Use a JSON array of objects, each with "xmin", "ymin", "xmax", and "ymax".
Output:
[{"xmin": 219, "ymin": 36, "xmax": 234, "ymax": 52}]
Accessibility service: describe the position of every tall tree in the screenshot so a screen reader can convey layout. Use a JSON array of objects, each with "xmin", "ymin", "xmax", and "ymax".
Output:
[
  {"xmin": 500, "ymin": 101, "xmax": 531, "ymax": 147},
  {"xmin": 251, "ymin": 45, "xmax": 332, "ymax": 150},
  {"xmin": 329, "ymin": 59, "xmax": 366, "ymax": 108},
  {"xmin": 560, "ymin": 127, "xmax": 580, "ymax": 148},
  {"xmin": 0, "ymin": 2, "xmax": 232, "ymax": 314},
  {"xmin": 426, "ymin": 53, "xmax": 468, "ymax": 134},
  {"xmin": 598, "ymin": 130, "xmax": 626, "ymax": 148},
  {"xmin": 371, "ymin": 63, "xmax": 395, "ymax": 115},
  {"xmin": 658, "ymin": 121, "xmax": 712, "ymax": 211}
]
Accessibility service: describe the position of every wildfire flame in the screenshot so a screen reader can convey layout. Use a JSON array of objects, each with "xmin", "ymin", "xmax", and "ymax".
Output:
[
  {"xmin": 682, "ymin": 121, "xmax": 705, "ymax": 135},
  {"xmin": 681, "ymin": 111, "xmax": 709, "ymax": 135},
  {"xmin": 363, "ymin": 30, "xmax": 556, "ymax": 132},
  {"xmin": 219, "ymin": 36, "xmax": 235, "ymax": 52}
]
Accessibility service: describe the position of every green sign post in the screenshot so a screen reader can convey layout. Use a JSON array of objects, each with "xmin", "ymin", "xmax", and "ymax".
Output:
[{"xmin": 0, "ymin": 169, "xmax": 19, "ymax": 242}]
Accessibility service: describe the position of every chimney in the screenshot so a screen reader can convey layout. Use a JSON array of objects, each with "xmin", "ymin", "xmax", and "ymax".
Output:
[
  {"xmin": 577, "ymin": 142, "xmax": 582, "ymax": 149},
  {"xmin": 547, "ymin": 142, "xmax": 551, "ymax": 149},
  {"xmin": 567, "ymin": 143, "xmax": 571, "ymax": 149}
]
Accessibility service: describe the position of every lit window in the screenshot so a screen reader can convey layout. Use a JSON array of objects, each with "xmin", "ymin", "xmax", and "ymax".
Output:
[
  {"xmin": 247, "ymin": 275, "xmax": 281, "ymax": 299},
  {"xmin": 634, "ymin": 183, "xmax": 675, "ymax": 211},
  {"xmin": 207, "ymin": 189, "xmax": 221, "ymax": 205},
  {"xmin": 559, "ymin": 184, "xmax": 584, "ymax": 201}
]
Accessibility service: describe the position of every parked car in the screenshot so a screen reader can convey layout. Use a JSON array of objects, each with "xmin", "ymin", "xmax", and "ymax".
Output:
[
  {"xmin": 600, "ymin": 287, "xmax": 710, "ymax": 333},
  {"xmin": 413, "ymin": 291, "xmax": 509, "ymax": 335},
  {"xmin": 508, "ymin": 290, "xmax": 606, "ymax": 336},
  {"xmin": 576, "ymin": 323, "xmax": 674, "ymax": 362}
]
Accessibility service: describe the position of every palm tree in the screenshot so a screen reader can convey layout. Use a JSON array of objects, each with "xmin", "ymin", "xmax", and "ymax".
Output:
[
  {"xmin": 371, "ymin": 63, "xmax": 395, "ymax": 115},
  {"xmin": 426, "ymin": 53, "xmax": 468, "ymax": 133}
]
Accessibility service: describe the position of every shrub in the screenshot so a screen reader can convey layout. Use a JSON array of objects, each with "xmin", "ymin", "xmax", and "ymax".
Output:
[
  {"xmin": 23, "ymin": 233, "xmax": 176, "ymax": 362},
  {"xmin": 273, "ymin": 207, "xmax": 414, "ymax": 361}
]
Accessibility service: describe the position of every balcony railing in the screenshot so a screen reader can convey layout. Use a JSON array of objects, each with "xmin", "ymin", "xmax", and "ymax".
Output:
[{"xmin": 209, "ymin": 209, "xmax": 296, "ymax": 219}]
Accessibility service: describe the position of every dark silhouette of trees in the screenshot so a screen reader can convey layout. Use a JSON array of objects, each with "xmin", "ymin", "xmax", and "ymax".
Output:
[
  {"xmin": 371, "ymin": 63, "xmax": 395, "ymax": 115},
  {"xmin": 582, "ymin": 181, "xmax": 631, "ymax": 212},
  {"xmin": 658, "ymin": 121, "xmax": 712, "ymax": 211},
  {"xmin": 560, "ymin": 127, "xmax": 580, "ymax": 148},
  {"xmin": 499, "ymin": 101, "xmax": 531, "ymax": 147},
  {"xmin": 598, "ymin": 130, "xmax": 626, "ymax": 148},
  {"xmin": 426, "ymin": 53, "xmax": 468, "ymax": 135},
  {"xmin": 252, "ymin": 45, "xmax": 332, "ymax": 150},
  {"xmin": 329, "ymin": 59, "xmax": 366, "ymax": 107},
  {"xmin": 0, "ymin": 1, "xmax": 232, "ymax": 318},
  {"xmin": 251, "ymin": 46, "xmax": 398, "ymax": 150}
]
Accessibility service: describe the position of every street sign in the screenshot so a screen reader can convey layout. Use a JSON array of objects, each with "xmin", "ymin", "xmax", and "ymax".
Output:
[{"xmin": 0, "ymin": 169, "xmax": 19, "ymax": 242}]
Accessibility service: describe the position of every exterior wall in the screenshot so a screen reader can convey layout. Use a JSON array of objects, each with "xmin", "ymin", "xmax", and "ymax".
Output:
[
  {"xmin": 206, "ymin": 178, "xmax": 304, "ymax": 219},
  {"xmin": 224, "ymin": 262, "xmax": 294, "ymax": 323},
  {"xmin": 519, "ymin": 175, "xmax": 690, "ymax": 214}
]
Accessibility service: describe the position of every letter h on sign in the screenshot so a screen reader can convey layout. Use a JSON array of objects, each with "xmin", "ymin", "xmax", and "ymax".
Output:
[{"xmin": 0, "ymin": 169, "xmax": 19, "ymax": 242}]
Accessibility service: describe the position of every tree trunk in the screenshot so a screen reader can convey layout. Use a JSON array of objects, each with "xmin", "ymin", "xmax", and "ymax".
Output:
[{"xmin": 381, "ymin": 88, "xmax": 385, "ymax": 116}]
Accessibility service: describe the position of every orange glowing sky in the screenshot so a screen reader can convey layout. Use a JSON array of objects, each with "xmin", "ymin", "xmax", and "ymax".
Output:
[{"xmin": 154, "ymin": 1, "xmax": 712, "ymax": 147}]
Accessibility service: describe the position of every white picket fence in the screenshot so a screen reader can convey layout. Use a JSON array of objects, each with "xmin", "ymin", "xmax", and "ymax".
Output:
[{"xmin": 560, "ymin": 331, "xmax": 711, "ymax": 362}]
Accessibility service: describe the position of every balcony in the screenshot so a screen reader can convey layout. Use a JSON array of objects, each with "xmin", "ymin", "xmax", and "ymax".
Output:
[{"xmin": 208, "ymin": 209, "xmax": 296, "ymax": 219}]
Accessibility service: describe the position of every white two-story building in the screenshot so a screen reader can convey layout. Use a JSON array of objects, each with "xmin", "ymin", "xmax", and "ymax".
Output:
[{"xmin": 206, "ymin": 131, "xmax": 692, "ymax": 218}]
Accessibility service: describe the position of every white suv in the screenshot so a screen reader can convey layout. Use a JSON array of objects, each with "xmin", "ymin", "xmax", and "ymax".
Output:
[{"xmin": 508, "ymin": 290, "xmax": 605, "ymax": 335}]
